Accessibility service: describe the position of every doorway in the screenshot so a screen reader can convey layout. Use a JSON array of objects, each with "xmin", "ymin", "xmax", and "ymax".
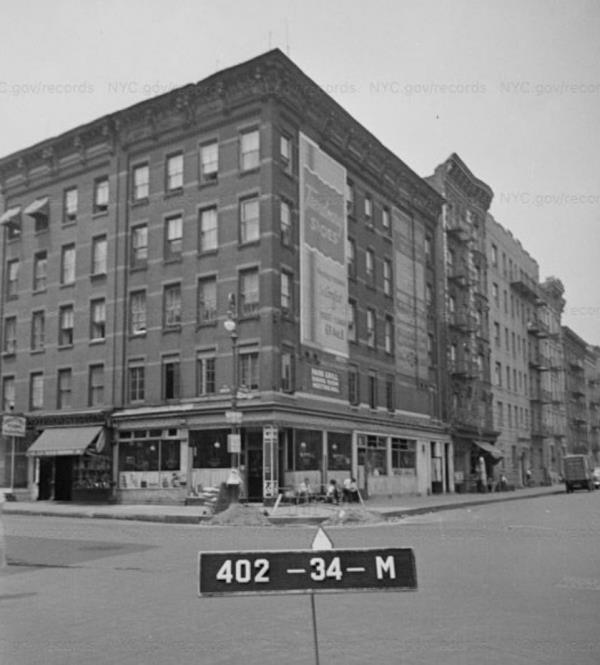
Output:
[
  {"xmin": 38, "ymin": 457, "xmax": 53, "ymax": 500},
  {"xmin": 54, "ymin": 456, "xmax": 73, "ymax": 501},
  {"xmin": 245, "ymin": 430, "xmax": 263, "ymax": 501}
]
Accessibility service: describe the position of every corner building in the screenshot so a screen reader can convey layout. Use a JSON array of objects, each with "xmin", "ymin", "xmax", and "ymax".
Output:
[{"xmin": 0, "ymin": 50, "xmax": 451, "ymax": 504}]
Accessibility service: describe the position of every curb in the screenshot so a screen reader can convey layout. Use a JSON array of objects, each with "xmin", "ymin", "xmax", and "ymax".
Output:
[{"xmin": 2, "ymin": 488, "xmax": 565, "ymax": 526}]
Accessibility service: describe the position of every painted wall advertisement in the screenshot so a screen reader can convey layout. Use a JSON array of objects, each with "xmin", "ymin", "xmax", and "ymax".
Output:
[{"xmin": 299, "ymin": 133, "xmax": 348, "ymax": 358}]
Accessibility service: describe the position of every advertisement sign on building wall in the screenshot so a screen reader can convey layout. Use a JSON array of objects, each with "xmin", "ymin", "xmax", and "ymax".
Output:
[{"xmin": 299, "ymin": 133, "xmax": 348, "ymax": 358}]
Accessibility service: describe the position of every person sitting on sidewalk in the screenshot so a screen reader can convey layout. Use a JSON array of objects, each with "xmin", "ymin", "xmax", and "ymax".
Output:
[
  {"xmin": 325, "ymin": 479, "xmax": 341, "ymax": 504},
  {"xmin": 297, "ymin": 478, "xmax": 313, "ymax": 504},
  {"xmin": 342, "ymin": 477, "xmax": 359, "ymax": 503}
]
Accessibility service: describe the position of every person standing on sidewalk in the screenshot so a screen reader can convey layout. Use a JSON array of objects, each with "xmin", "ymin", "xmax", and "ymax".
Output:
[{"xmin": 477, "ymin": 455, "xmax": 487, "ymax": 493}]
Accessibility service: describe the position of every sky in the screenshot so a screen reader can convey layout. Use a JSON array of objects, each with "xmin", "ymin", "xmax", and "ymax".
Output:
[{"xmin": 1, "ymin": 0, "xmax": 599, "ymax": 345}]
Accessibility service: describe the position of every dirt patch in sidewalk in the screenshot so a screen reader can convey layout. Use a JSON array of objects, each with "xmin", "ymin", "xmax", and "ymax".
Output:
[
  {"xmin": 321, "ymin": 506, "xmax": 383, "ymax": 526},
  {"xmin": 208, "ymin": 503, "xmax": 273, "ymax": 527}
]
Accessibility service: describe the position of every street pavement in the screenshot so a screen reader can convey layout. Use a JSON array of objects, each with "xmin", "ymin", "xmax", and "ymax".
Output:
[{"xmin": 1, "ymin": 484, "xmax": 564, "ymax": 525}]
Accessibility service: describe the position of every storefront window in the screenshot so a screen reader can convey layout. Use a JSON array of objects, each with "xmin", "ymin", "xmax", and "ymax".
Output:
[
  {"xmin": 391, "ymin": 438, "xmax": 416, "ymax": 472},
  {"xmin": 118, "ymin": 431, "xmax": 183, "ymax": 489},
  {"xmin": 287, "ymin": 429, "xmax": 321, "ymax": 471},
  {"xmin": 192, "ymin": 429, "xmax": 230, "ymax": 468},
  {"xmin": 358, "ymin": 434, "xmax": 388, "ymax": 475},
  {"xmin": 327, "ymin": 432, "xmax": 351, "ymax": 470},
  {"xmin": 73, "ymin": 454, "xmax": 111, "ymax": 489}
]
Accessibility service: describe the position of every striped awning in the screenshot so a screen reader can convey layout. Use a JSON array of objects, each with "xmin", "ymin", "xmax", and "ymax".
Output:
[
  {"xmin": 27, "ymin": 426, "xmax": 104, "ymax": 457},
  {"xmin": 0, "ymin": 206, "xmax": 21, "ymax": 225},
  {"xmin": 24, "ymin": 197, "xmax": 49, "ymax": 217}
]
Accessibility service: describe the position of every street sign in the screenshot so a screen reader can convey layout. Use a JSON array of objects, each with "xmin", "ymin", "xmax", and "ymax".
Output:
[
  {"xmin": 225, "ymin": 410, "xmax": 243, "ymax": 425},
  {"xmin": 198, "ymin": 547, "xmax": 417, "ymax": 597},
  {"xmin": 2, "ymin": 415, "xmax": 26, "ymax": 437},
  {"xmin": 227, "ymin": 433, "xmax": 241, "ymax": 453}
]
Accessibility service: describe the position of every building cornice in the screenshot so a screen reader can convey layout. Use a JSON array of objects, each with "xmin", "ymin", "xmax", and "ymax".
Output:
[{"xmin": 0, "ymin": 50, "xmax": 443, "ymax": 220}]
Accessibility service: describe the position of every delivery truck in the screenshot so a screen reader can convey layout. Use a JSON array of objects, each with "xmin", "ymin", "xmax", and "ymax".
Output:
[{"xmin": 563, "ymin": 454, "xmax": 594, "ymax": 493}]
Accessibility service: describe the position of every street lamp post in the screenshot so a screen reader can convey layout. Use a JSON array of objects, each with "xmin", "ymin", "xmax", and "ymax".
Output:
[{"xmin": 224, "ymin": 295, "xmax": 241, "ymax": 502}]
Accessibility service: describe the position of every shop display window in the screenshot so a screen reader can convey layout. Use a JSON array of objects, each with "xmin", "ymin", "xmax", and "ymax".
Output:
[
  {"xmin": 118, "ymin": 431, "xmax": 184, "ymax": 489},
  {"xmin": 73, "ymin": 454, "xmax": 111, "ymax": 489},
  {"xmin": 327, "ymin": 432, "xmax": 351, "ymax": 470}
]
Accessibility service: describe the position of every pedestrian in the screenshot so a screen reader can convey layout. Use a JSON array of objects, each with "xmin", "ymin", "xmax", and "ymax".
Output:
[
  {"xmin": 526, "ymin": 468, "xmax": 532, "ymax": 487},
  {"xmin": 342, "ymin": 476, "xmax": 359, "ymax": 503},
  {"xmin": 297, "ymin": 478, "xmax": 312, "ymax": 503},
  {"xmin": 477, "ymin": 455, "xmax": 487, "ymax": 493}
]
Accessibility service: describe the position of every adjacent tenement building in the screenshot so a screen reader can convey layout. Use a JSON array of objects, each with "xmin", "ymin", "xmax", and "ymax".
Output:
[
  {"xmin": 0, "ymin": 49, "xmax": 451, "ymax": 503},
  {"xmin": 426, "ymin": 155, "xmax": 498, "ymax": 492}
]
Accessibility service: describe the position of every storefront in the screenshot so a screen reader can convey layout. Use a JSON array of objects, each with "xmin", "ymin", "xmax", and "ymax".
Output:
[{"xmin": 27, "ymin": 426, "xmax": 112, "ymax": 502}]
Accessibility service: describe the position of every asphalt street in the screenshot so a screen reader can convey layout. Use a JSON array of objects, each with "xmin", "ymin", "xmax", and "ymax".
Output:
[{"xmin": 1, "ymin": 491, "xmax": 599, "ymax": 665}]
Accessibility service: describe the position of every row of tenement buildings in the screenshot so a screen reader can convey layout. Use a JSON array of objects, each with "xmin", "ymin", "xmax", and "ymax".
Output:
[{"xmin": 1, "ymin": 50, "xmax": 598, "ymax": 503}]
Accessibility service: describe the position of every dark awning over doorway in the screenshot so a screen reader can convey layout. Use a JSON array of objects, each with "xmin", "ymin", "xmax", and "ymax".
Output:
[
  {"xmin": 474, "ymin": 440, "xmax": 503, "ymax": 460},
  {"xmin": 27, "ymin": 426, "xmax": 104, "ymax": 457}
]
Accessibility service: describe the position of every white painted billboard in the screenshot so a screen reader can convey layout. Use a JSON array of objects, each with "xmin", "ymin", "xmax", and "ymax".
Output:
[{"xmin": 299, "ymin": 133, "xmax": 348, "ymax": 357}]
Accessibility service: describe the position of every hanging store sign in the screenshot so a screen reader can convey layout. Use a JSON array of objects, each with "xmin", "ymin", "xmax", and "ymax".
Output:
[{"xmin": 2, "ymin": 415, "xmax": 26, "ymax": 437}]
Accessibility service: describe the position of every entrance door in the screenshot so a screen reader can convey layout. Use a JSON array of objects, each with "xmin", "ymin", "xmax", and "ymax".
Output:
[
  {"xmin": 38, "ymin": 458, "xmax": 53, "ymax": 500},
  {"xmin": 54, "ymin": 456, "xmax": 73, "ymax": 501},
  {"xmin": 247, "ymin": 449, "xmax": 263, "ymax": 501}
]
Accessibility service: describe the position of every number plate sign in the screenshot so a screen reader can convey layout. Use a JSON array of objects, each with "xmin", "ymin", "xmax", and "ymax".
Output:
[{"xmin": 198, "ymin": 547, "xmax": 417, "ymax": 597}]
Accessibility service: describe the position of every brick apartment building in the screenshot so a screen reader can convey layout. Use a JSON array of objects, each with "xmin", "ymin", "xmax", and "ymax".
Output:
[
  {"xmin": 0, "ymin": 49, "xmax": 452, "ymax": 504},
  {"xmin": 426, "ymin": 155, "xmax": 499, "ymax": 492}
]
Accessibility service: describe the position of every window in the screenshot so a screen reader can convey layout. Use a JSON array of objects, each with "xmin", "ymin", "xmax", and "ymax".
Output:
[
  {"xmin": 240, "ymin": 129, "xmax": 260, "ymax": 171},
  {"xmin": 2, "ymin": 376, "xmax": 15, "ymax": 412},
  {"xmin": 280, "ymin": 199, "xmax": 292, "ymax": 245},
  {"xmin": 128, "ymin": 363, "xmax": 145, "ymax": 402},
  {"xmin": 64, "ymin": 187, "xmax": 78, "ymax": 223},
  {"xmin": 6, "ymin": 259, "xmax": 19, "ymax": 299},
  {"xmin": 348, "ymin": 300, "xmax": 357, "ymax": 343},
  {"xmin": 59, "ymin": 305, "xmax": 74, "ymax": 346},
  {"xmin": 491, "ymin": 243, "xmax": 498, "ymax": 267},
  {"xmin": 30, "ymin": 373, "xmax": 44, "ymax": 410},
  {"xmin": 392, "ymin": 438, "xmax": 416, "ymax": 471},
  {"xmin": 166, "ymin": 153, "xmax": 184, "ymax": 191},
  {"xmin": 366, "ymin": 249, "xmax": 375, "ymax": 286},
  {"xmin": 240, "ymin": 269, "xmax": 259, "ymax": 316},
  {"xmin": 281, "ymin": 271, "xmax": 292, "ymax": 315},
  {"xmin": 506, "ymin": 366, "xmax": 511, "ymax": 390},
  {"xmin": 425, "ymin": 233, "xmax": 432, "ymax": 261},
  {"xmin": 503, "ymin": 289, "xmax": 508, "ymax": 314},
  {"xmin": 197, "ymin": 277, "xmax": 217, "ymax": 325},
  {"xmin": 27, "ymin": 198, "xmax": 49, "ymax": 233},
  {"xmin": 364, "ymin": 194, "xmax": 373, "ymax": 222},
  {"xmin": 366, "ymin": 308, "xmax": 376, "ymax": 348},
  {"xmin": 3, "ymin": 317, "xmax": 17, "ymax": 354},
  {"xmin": 382, "ymin": 207, "xmax": 391, "ymax": 233},
  {"xmin": 163, "ymin": 284, "xmax": 182, "ymax": 328},
  {"xmin": 198, "ymin": 206, "xmax": 218, "ymax": 252},
  {"xmin": 368, "ymin": 373, "xmax": 377, "ymax": 409},
  {"xmin": 90, "ymin": 299, "xmax": 106, "ymax": 340},
  {"xmin": 33, "ymin": 251, "xmax": 47, "ymax": 291},
  {"xmin": 358, "ymin": 434, "xmax": 388, "ymax": 475},
  {"xmin": 240, "ymin": 196, "xmax": 260, "ymax": 243},
  {"xmin": 346, "ymin": 180, "xmax": 354, "ymax": 215},
  {"xmin": 348, "ymin": 366, "xmax": 359, "ymax": 405},
  {"xmin": 162, "ymin": 356, "xmax": 181, "ymax": 400},
  {"xmin": 505, "ymin": 327, "xmax": 510, "ymax": 350},
  {"xmin": 131, "ymin": 225, "xmax": 148, "ymax": 268},
  {"xmin": 280, "ymin": 134, "xmax": 292, "ymax": 172},
  {"xmin": 492, "ymin": 282, "xmax": 499, "ymax": 305},
  {"xmin": 199, "ymin": 142, "xmax": 218, "ymax": 182},
  {"xmin": 383, "ymin": 259, "xmax": 392, "ymax": 296},
  {"xmin": 93, "ymin": 177, "xmax": 109, "ymax": 214},
  {"xmin": 347, "ymin": 237, "xmax": 356, "ymax": 278},
  {"xmin": 88, "ymin": 364, "xmax": 104, "ymax": 406},
  {"xmin": 165, "ymin": 214, "xmax": 183, "ymax": 260},
  {"xmin": 239, "ymin": 351, "xmax": 259, "ymax": 390},
  {"xmin": 130, "ymin": 291, "xmax": 146, "ymax": 335},
  {"xmin": 493, "ymin": 322, "xmax": 500, "ymax": 347},
  {"xmin": 132, "ymin": 164, "xmax": 149, "ymax": 201},
  {"xmin": 57, "ymin": 369, "xmax": 72, "ymax": 409},
  {"xmin": 31, "ymin": 311, "xmax": 45, "ymax": 351},
  {"xmin": 196, "ymin": 353, "xmax": 216, "ymax": 395},
  {"xmin": 495, "ymin": 361, "xmax": 502, "ymax": 386},
  {"xmin": 384, "ymin": 316, "xmax": 394, "ymax": 354},
  {"xmin": 385, "ymin": 375, "xmax": 395, "ymax": 411},
  {"xmin": 507, "ymin": 404, "xmax": 512, "ymax": 427},
  {"xmin": 281, "ymin": 350, "xmax": 294, "ymax": 392},
  {"xmin": 61, "ymin": 244, "xmax": 76, "ymax": 285},
  {"xmin": 92, "ymin": 235, "xmax": 107, "ymax": 275},
  {"xmin": 497, "ymin": 402, "xmax": 504, "ymax": 426}
]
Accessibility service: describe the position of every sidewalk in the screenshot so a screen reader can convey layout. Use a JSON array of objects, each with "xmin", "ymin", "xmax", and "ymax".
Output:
[{"xmin": 1, "ymin": 485, "xmax": 564, "ymax": 526}]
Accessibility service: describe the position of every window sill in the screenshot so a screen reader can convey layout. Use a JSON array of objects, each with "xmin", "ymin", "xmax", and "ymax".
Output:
[
  {"xmin": 130, "ymin": 263, "xmax": 148, "ymax": 273},
  {"xmin": 239, "ymin": 167, "xmax": 260, "ymax": 177},
  {"xmin": 163, "ymin": 256, "xmax": 183, "ymax": 265},
  {"xmin": 92, "ymin": 210, "xmax": 109, "ymax": 219},
  {"xmin": 2, "ymin": 351, "xmax": 16, "ymax": 358},
  {"xmin": 198, "ymin": 178, "xmax": 218, "ymax": 188},
  {"xmin": 131, "ymin": 198, "xmax": 149, "ymax": 208},
  {"xmin": 62, "ymin": 219, "xmax": 77, "ymax": 227},
  {"xmin": 129, "ymin": 331, "xmax": 147, "ymax": 339},
  {"xmin": 164, "ymin": 188, "xmax": 183, "ymax": 199},
  {"xmin": 239, "ymin": 239, "xmax": 261, "ymax": 249},
  {"xmin": 32, "ymin": 288, "xmax": 47, "ymax": 296},
  {"xmin": 162, "ymin": 326, "xmax": 182, "ymax": 334},
  {"xmin": 90, "ymin": 273, "xmax": 107, "ymax": 283},
  {"xmin": 60, "ymin": 283, "xmax": 75, "ymax": 289},
  {"xmin": 30, "ymin": 349, "xmax": 45, "ymax": 355},
  {"xmin": 198, "ymin": 249, "xmax": 218, "ymax": 258},
  {"xmin": 34, "ymin": 228, "xmax": 50, "ymax": 237},
  {"xmin": 196, "ymin": 321, "xmax": 217, "ymax": 329},
  {"xmin": 58, "ymin": 344, "xmax": 74, "ymax": 350},
  {"xmin": 89, "ymin": 338, "xmax": 106, "ymax": 345}
]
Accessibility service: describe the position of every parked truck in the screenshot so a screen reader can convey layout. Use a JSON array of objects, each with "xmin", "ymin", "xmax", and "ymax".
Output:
[{"xmin": 563, "ymin": 454, "xmax": 594, "ymax": 493}]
